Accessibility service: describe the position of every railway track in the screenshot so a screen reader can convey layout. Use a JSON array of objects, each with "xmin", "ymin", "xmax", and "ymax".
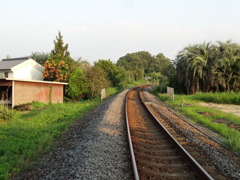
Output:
[{"xmin": 126, "ymin": 86, "xmax": 223, "ymax": 179}]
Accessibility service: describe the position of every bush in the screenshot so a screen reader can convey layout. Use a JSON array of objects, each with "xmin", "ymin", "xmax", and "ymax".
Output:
[
  {"xmin": 65, "ymin": 68, "xmax": 88, "ymax": 101},
  {"xmin": 152, "ymin": 83, "xmax": 168, "ymax": 93},
  {"xmin": 0, "ymin": 105, "xmax": 16, "ymax": 122}
]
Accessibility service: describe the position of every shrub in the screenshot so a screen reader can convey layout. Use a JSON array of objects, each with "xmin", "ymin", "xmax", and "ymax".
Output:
[
  {"xmin": 65, "ymin": 68, "xmax": 88, "ymax": 101},
  {"xmin": 0, "ymin": 105, "xmax": 16, "ymax": 122}
]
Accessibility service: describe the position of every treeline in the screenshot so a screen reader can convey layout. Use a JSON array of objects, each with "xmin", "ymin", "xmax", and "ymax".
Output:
[
  {"xmin": 32, "ymin": 32, "xmax": 175, "ymax": 101},
  {"xmin": 176, "ymin": 41, "xmax": 240, "ymax": 94},
  {"xmin": 117, "ymin": 51, "xmax": 175, "ymax": 82},
  {"xmin": 32, "ymin": 32, "xmax": 240, "ymax": 98}
]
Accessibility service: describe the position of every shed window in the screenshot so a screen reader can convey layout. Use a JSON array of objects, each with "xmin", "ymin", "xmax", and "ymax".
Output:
[{"xmin": 4, "ymin": 72, "xmax": 8, "ymax": 78}]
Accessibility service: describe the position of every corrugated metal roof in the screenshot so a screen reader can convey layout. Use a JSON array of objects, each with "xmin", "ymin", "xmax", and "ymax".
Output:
[{"xmin": 0, "ymin": 58, "xmax": 28, "ymax": 70}]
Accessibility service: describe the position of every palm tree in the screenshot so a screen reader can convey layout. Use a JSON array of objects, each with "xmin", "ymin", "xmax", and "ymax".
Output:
[
  {"xmin": 176, "ymin": 43, "xmax": 210, "ymax": 94},
  {"xmin": 214, "ymin": 41, "xmax": 240, "ymax": 91},
  {"xmin": 175, "ymin": 40, "xmax": 240, "ymax": 94}
]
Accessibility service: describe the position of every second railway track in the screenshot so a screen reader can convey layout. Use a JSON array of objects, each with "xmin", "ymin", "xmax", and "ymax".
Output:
[{"xmin": 126, "ymin": 86, "xmax": 226, "ymax": 179}]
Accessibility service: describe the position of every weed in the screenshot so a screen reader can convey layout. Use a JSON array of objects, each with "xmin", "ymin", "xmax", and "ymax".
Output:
[{"xmin": 0, "ymin": 106, "xmax": 17, "ymax": 122}]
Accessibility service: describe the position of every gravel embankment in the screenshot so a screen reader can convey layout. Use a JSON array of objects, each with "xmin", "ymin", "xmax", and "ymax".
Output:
[{"xmin": 14, "ymin": 89, "xmax": 133, "ymax": 180}]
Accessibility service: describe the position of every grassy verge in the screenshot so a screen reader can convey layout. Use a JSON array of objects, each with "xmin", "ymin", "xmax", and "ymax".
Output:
[
  {"xmin": 189, "ymin": 91, "xmax": 240, "ymax": 105},
  {"xmin": 155, "ymin": 93, "xmax": 240, "ymax": 155},
  {"xmin": 0, "ymin": 100, "xmax": 100, "ymax": 180},
  {"xmin": 106, "ymin": 87, "xmax": 119, "ymax": 97}
]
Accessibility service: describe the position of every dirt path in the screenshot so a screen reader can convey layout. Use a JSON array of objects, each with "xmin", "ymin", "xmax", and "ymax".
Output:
[{"xmin": 198, "ymin": 102, "xmax": 240, "ymax": 117}]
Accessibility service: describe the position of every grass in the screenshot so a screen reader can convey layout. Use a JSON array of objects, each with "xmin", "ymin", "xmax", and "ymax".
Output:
[
  {"xmin": 0, "ymin": 100, "xmax": 100, "ymax": 180},
  {"xmin": 0, "ymin": 106, "xmax": 17, "ymax": 122},
  {"xmin": 106, "ymin": 87, "xmax": 119, "ymax": 97},
  {"xmin": 124, "ymin": 79, "xmax": 153, "ymax": 89},
  {"xmin": 190, "ymin": 91, "xmax": 240, "ymax": 105},
  {"xmin": 155, "ymin": 92, "xmax": 240, "ymax": 155}
]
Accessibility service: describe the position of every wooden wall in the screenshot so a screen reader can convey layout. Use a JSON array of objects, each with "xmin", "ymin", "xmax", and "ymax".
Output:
[{"xmin": 13, "ymin": 81, "xmax": 64, "ymax": 106}]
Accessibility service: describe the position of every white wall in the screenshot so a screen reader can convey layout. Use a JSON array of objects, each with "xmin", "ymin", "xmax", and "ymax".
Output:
[
  {"xmin": 13, "ymin": 65, "xmax": 43, "ymax": 80},
  {"xmin": 8, "ymin": 72, "xmax": 13, "ymax": 78},
  {"xmin": 12, "ymin": 59, "xmax": 44, "ymax": 80}
]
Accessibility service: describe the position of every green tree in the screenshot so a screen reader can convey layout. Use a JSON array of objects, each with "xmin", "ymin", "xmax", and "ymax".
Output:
[
  {"xmin": 110, "ymin": 66, "xmax": 128, "ymax": 88},
  {"xmin": 117, "ymin": 53, "xmax": 142, "ymax": 71},
  {"xmin": 117, "ymin": 51, "xmax": 153, "ymax": 73},
  {"xmin": 85, "ymin": 66, "xmax": 110, "ymax": 97},
  {"xmin": 155, "ymin": 53, "xmax": 175, "ymax": 80},
  {"xmin": 117, "ymin": 51, "xmax": 154, "ymax": 81},
  {"xmin": 146, "ymin": 72, "xmax": 161, "ymax": 84},
  {"xmin": 43, "ymin": 32, "xmax": 73, "ymax": 82},
  {"xmin": 50, "ymin": 31, "xmax": 73, "ymax": 64},
  {"xmin": 65, "ymin": 68, "xmax": 88, "ymax": 101},
  {"xmin": 94, "ymin": 59, "xmax": 129, "ymax": 88},
  {"xmin": 176, "ymin": 43, "xmax": 210, "ymax": 94},
  {"xmin": 212, "ymin": 41, "xmax": 240, "ymax": 91},
  {"xmin": 175, "ymin": 40, "xmax": 240, "ymax": 94},
  {"xmin": 94, "ymin": 59, "xmax": 116, "ymax": 80},
  {"xmin": 31, "ymin": 52, "xmax": 50, "ymax": 65},
  {"xmin": 116, "ymin": 51, "xmax": 175, "ymax": 82}
]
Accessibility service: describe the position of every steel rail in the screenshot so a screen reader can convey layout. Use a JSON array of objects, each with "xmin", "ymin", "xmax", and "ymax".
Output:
[
  {"xmin": 144, "ymin": 86, "xmax": 240, "ymax": 158},
  {"xmin": 138, "ymin": 87, "xmax": 214, "ymax": 180},
  {"xmin": 125, "ymin": 88, "xmax": 140, "ymax": 180}
]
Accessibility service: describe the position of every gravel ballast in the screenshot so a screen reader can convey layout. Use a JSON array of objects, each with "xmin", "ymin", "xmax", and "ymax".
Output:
[
  {"xmin": 15, "ymin": 89, "xmax": 133, "ymax": 180},
  {"xmin": 142, "ymin": 87, "xmax": 240, "ymax": 179}
]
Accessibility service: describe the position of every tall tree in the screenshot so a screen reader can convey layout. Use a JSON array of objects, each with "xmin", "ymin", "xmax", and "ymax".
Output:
[
  {"xmin": 117, "ymin": 51, "xmax": 153, "ymax": 73},
  {"xmin": 50, "ymin": 32, "xmax": 71, "ymax": 61},
  {"xmin": 213, "ymin": 41, "xmax": 240, "ymax": 91},
  {"xmin": 43, "ymin": 32, "xmax": 73, "ymax": 82},
  {"xmin": 155, "ymin": 53, "xmax": 175, "ymax": 80}
]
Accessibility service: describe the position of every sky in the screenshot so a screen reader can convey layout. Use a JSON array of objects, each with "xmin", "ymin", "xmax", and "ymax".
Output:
[{"xmin": 1, "ymin": 0, "xmax": 240, "ymax": 64}]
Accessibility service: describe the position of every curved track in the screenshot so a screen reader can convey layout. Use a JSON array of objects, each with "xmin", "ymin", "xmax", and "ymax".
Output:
[{"xmin": 126, "ymin": 86, "xmax": 214, "ymax": 180}]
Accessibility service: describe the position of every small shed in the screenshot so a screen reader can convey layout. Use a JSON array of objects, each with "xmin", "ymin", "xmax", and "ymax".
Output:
[{"xmin": 0, "ymin": 78, "xmax": 67, "ymax": 108}]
